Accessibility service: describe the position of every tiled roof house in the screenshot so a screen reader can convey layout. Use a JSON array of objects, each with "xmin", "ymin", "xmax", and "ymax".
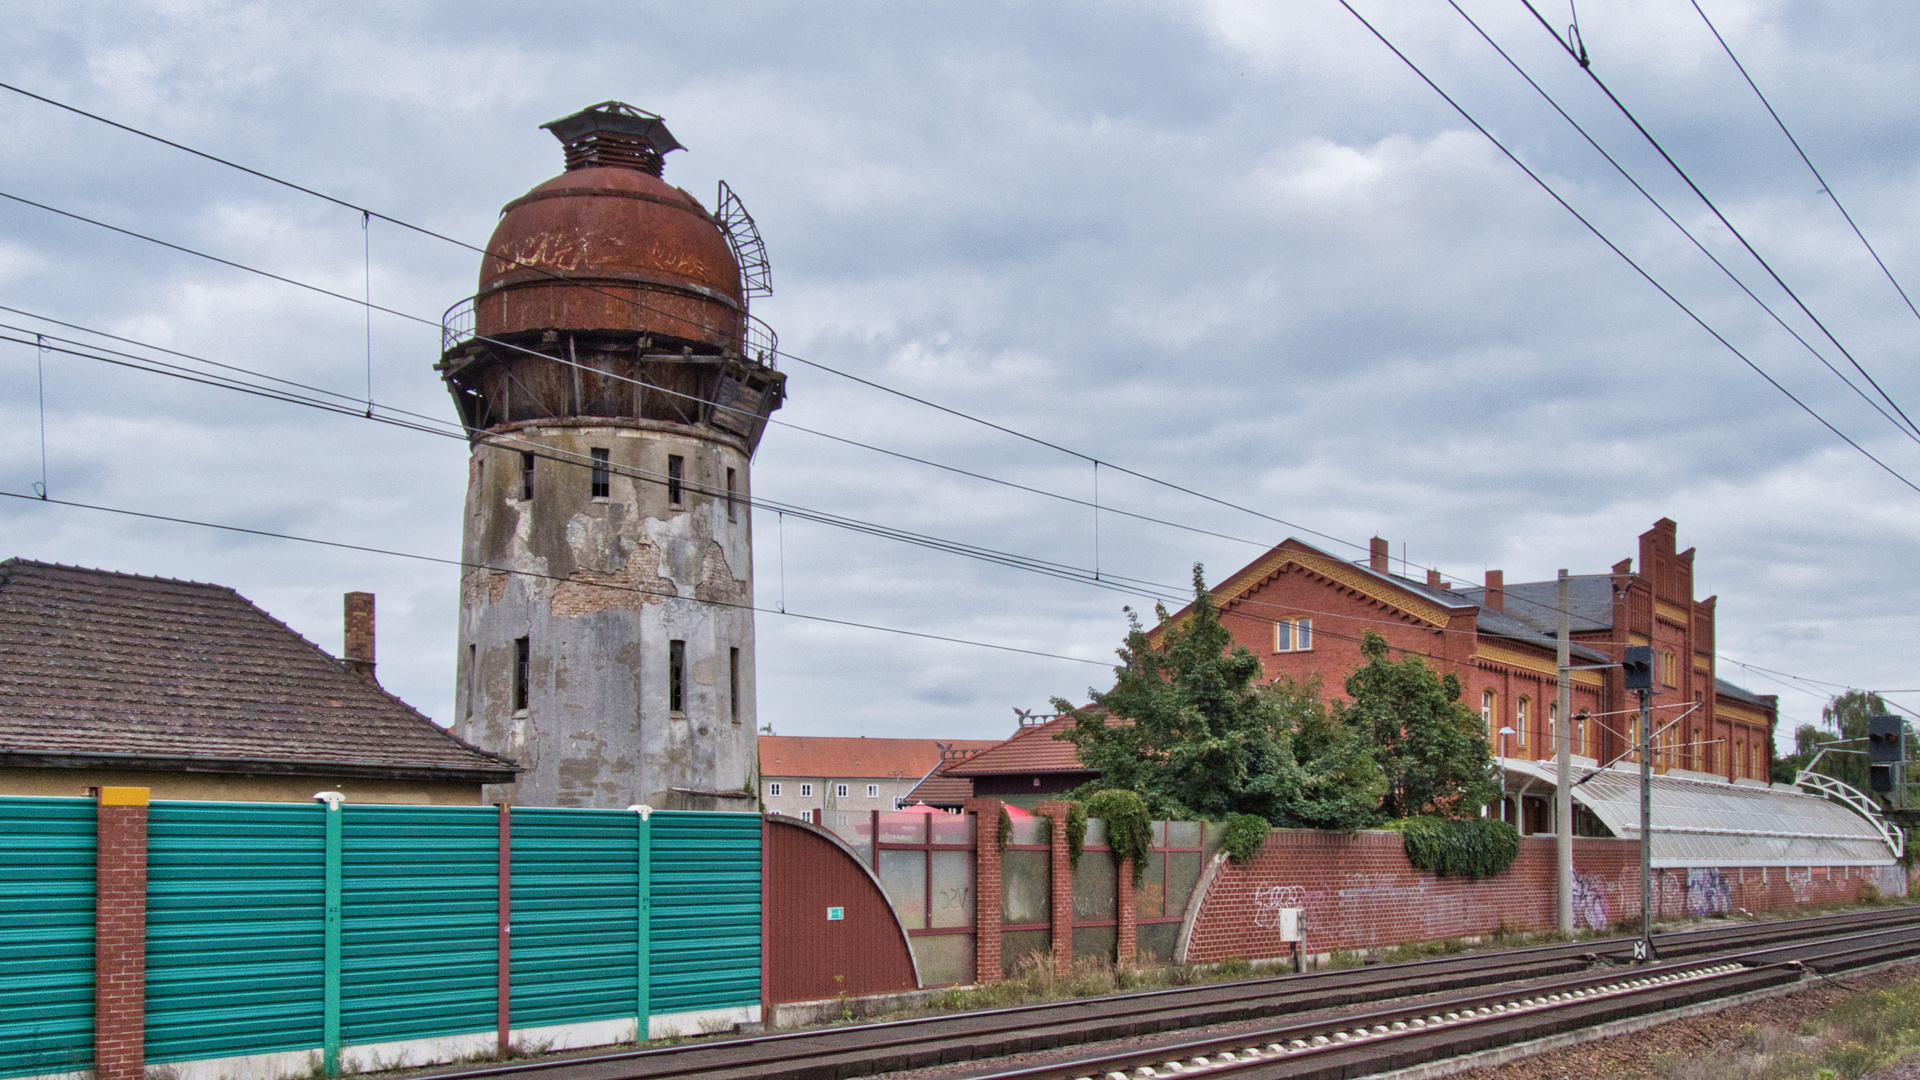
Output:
[{"xmin": 0, "ymin": 559, "xmax": 518, "ymax": 803}]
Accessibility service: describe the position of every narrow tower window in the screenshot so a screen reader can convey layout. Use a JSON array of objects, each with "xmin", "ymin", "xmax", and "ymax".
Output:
[
  {"xmin": 667, "ymin": 454, "xmax": 684, "ymax": 505},
  {"xmin": 729, "ymin": 647, "xmax": 741, "ymax": 724},
  {"xmin": 726, "ymin": 467, "xmax": 737, "ymax": 522},
  {"xmin": 669, "ymin": 639, "xmax": 686, "ymax": 715},
  {"xmin": 513, "ymin": 636, "xmax": 531, "ymax": 713},
  {"xmin": 590, "ymin": 447, "xmax": 610, "ymax": 498},
  {"xmin": 465, "ymin": 643, "xmax": 476, "ymax": 720},
  {"xmin": 520, "ymin": 451, "xmax": 535, "ymax": 500}
]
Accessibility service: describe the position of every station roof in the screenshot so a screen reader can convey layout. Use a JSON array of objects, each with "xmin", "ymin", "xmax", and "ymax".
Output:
[{"xmin": 1505, "ymin": 760, "xmax": 1898, "ymax": 867}]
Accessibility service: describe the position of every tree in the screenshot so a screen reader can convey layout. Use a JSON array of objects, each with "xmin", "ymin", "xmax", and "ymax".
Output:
[
  {"xmin": 1336, "ymin": 630, "xmax": 1498, "ymax": 819},
  {"xmin": 1057, "ymin": 565, "xmax": 1383, "ymax": 826}
]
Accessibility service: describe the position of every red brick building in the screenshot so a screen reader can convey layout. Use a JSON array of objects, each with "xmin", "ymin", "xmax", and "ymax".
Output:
[{"xmin": 1153, "ymin": 519, "xmax": 1778, "ymax": 801}]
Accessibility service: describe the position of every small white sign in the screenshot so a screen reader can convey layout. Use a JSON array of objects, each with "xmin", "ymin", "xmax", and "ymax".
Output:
[{"xmin": 826, "ymin": 906, "xmax": 845, "ymax": 921}]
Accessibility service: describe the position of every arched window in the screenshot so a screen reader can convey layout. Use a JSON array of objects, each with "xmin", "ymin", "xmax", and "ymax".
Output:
[
  {"xmin": 1481, "ymin": 690, "xmax": 1496, "ymax": 736},
  {"xmin": 1516, "ymin": 697, "xmax": 1529, "ymax": 748},
  {"xmin": 1548, "ymin": 703, "xmax": 1558, "ymax": 750}
]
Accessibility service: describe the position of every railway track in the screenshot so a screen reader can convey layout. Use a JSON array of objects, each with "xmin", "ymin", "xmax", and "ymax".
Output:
[{"xmin": 412, "ymin": 906, "xmax": 1920, "ymax": 1080}]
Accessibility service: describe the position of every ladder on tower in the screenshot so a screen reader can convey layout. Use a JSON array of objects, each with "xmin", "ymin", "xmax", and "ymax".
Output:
[{"xmin": 715, "ymin": 180, "xmax": 772, "ymax": 306}]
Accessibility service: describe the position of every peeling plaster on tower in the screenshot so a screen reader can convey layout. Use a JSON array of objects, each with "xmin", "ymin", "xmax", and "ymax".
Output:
[{"xmin": 440, "ymin": 103, "xmax": 785, "ymax": 809}]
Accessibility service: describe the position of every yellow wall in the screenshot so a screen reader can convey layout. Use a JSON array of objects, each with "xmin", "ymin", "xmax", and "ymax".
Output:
[{"xmin": 0, "ymin": 768, "xmax": 485, "ymax": 805}]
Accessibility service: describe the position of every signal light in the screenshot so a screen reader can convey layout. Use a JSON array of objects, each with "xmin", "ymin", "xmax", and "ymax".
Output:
[{"xmin": 1622, "ymin": 646, "xmax": 1654, "ymax": 692}]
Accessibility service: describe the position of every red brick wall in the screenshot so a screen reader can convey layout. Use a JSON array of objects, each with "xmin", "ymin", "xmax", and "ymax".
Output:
[
  {"xmin": 1182, "ymin": 830, "xmax": 1889, "ymax": 964},
  {"xmin": 94, "ymin": 788, "xmax": 150, "ymax": 1080}
]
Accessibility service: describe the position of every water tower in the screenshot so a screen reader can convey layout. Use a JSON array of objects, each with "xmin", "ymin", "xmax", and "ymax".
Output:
[{"xmin": 440, "ymin": 102, "xmax": 784, "ymax": 809}]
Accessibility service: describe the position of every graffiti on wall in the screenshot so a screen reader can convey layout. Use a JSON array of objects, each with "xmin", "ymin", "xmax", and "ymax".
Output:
[
  {"xmin": 1252, "ymin": 885, "xmax": 1305, "ymax": 930},
  {"xmin": 1685, "ymin": 868, "xmax": 1732, "ymax": 917},
  {"xmin": 1571, "ymin": 872, "xmax": 1610, "ymax": 930}
]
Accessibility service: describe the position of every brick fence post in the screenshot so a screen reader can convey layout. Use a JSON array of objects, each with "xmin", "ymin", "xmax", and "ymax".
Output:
[
  {"xmin": 964, "ymin": 799, "xmax": 1004, "ymax": 984},
  {"xmin": 1036, "ymin": 800, "xmax": 1075, "ymax": 971},
  {"xmin": 1116, "ymin": 857, "xmax": 1137, "ymax": 968},
  {"xmin": 94, "ymin": 786, "xmax": 150, "ymax": 1080}
]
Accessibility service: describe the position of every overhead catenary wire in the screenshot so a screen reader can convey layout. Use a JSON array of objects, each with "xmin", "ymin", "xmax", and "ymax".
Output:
[
  {"xmin": 1517, "ymin": 0, "xmax": 1920, "ymax": 445},
  {"xmin": 0, "ymin": 488, "xmax": 1112, "ymax": 668},
  {"xmin": 1445, "ymin": 0, "xmax": 1920, "ymax": 450},
  {"xmin": 0, "ymin": 80, "xmax": 1898, "ymax": 710},
  {"xmin": 1333, "ymin": 0, "xmax": 1920, "ymax": 499},
  {"xmin": 1688, "ymin": 0, "xmax": 1920, "ymax": 333}
]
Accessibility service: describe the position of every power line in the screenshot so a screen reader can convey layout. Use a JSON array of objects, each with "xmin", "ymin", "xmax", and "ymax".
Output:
[
  {"xmin": 1445, "ymin": 0, "xmax": 1920, "ymax": 450},
  {"xmin": 0, "ymin": 81, "xmax": 1368, "ymax": 555},
  {"xmin": 1333, "ymin": 0, "xmax": 1920, "ymax": 498},
  {"xmin": 3, "ymin": 77, "xmax": 1905, "ymax": 665},
  {"xmin": 0, "ymin": 488, "xmax": 1110, "ymax": 668},
  {"xmin": 1688, "ymin": 0, "xmax": 1920, "ymax": 332},
  {"xmin": 1517, "ymin": 0, "xmax": 1920, "ymax": 444}
]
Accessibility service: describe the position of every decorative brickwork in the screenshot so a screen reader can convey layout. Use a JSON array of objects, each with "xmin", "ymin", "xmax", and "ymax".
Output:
[
  {"xmin": 964, "ymin": 798, "xmax": 1004, "ymax": 983},
  {"xmin": 94, "ymin": 787, "xmax": 149, "ymax": 1080}
]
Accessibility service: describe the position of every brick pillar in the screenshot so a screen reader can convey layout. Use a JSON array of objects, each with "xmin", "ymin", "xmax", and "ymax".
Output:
[
  {"xmin": 1037, "ymin": 800, "xmax": 1075, "ymax": 971},
  {"xmin": 1116, "ymin": 857, "xmax": 1137, "ymax": 969},
  {"xmin": 964, "ymin": 798, "xmax": 1003, "ymax": 984},
  {"xmin": 95, "ymin": 787, "xmax": 150, "ymax": 1080}
]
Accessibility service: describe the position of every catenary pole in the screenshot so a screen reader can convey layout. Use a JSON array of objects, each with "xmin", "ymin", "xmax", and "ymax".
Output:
[
  {"xmin": 1639, "ymin": 687, "xmax": 1656, "ymax": 961},
  {"xmin": 1555, "ymin": 570, "xmax": 1573, "ymax": 934}
]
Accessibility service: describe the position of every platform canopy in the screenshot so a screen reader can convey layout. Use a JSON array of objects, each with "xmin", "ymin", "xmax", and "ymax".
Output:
[{"xmin": 1503, "ymin": 760, "xmax": 1899, "ymax": 868}]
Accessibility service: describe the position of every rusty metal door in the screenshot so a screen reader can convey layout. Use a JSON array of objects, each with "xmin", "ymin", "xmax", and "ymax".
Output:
[{"xmin": 763, "ymin": 816, "xmax": 919, "ymax": 1005}]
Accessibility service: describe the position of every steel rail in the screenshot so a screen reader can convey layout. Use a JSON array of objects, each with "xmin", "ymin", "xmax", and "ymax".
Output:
[
  {"xmin": 406, "ymin": 907, "xmax": 1920, "ymax": 1080},
  {"xmin": 966, "ymin": 919, "xmax": 1920, "ymax": 1080}
]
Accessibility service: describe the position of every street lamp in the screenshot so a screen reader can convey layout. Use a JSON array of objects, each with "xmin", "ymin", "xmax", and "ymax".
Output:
[{"xmin": 1499, "ymin": 726, "xmax": 1517, "ymax": 824}]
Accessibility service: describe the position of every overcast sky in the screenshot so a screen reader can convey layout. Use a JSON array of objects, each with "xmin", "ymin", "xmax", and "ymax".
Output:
[{"xmin": 4, "ymin": 1, "xmax": 1919, "ymax": 749}]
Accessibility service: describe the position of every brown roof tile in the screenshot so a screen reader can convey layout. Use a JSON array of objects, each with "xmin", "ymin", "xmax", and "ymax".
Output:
[
  {"xmin": 943, "ymin": 714, "xmax": 1097, "ymax": 777},
  {"xmin": 902, "ymin": 771, "xmax": 974, "ymax": 806},
  {"xmin": 757, "ymin": 735, "xmax": 998, "ymax": 781},
  {"xmin": 0, "ymin": 560, "xmax": 518, "ymax": 782}
]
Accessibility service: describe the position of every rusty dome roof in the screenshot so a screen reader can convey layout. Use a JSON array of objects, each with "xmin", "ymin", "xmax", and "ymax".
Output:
[{"xmin": 473, "ymin": 106, "xmax": 745, "ymax": 349}]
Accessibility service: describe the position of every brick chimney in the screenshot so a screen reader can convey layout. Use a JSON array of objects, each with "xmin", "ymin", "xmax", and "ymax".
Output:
[
  {"xmin": 1427, "ymin": 568, "xmax": 1443, "ymax": 588},
  {"xmin": 343, "ymin": 592, "xmax": 376, "ymax": 685},
  {"xmin": 1484, "ymin": 570, "xmax": 1504, "ymax": 611},
  {"xmin": 1369, "ymin": 537, "xmax": 1390, "ymax": 574}
]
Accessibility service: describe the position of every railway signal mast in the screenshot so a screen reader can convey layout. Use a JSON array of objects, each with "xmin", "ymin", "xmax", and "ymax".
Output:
[{"xmin": 1622, "ymin": 644, "xmax": 1656, "ymax": 962}]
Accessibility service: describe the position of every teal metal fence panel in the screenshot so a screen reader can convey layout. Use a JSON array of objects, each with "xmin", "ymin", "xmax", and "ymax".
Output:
[
  {"xmin": 507, "ymin": 808, "xmax": 641, "ymax": 1031},
  {"xmin": 650, "ymin": 811, "xmax": 760, "ymax": 1015},
  {"xmin": 144, "ymin": 802, "xmax": 326, "ymax": 1064},
  {"xmin": 340, "ymin": 805, "xmax": 500, "ymax": 1047},
  {"xmin": 0, "ymin": 798, "xmax": 95, "ymax": 1079}
]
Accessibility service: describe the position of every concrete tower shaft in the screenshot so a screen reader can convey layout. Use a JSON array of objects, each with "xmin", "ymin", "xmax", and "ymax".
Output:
[{"xmin": 442, "ymin": 103, "xmax": 783, "ymax": 809}]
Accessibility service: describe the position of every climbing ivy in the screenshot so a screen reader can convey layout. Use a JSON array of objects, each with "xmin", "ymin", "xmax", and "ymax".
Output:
[
  {"xmin": 1390, "ymin": 816, "xmax": 1520, "ymax": 880},
  {"xmin": 1221, "ymin": 813, "xmax": 1272, "ymax": 864},
  {"xmin": 1064, "ymin": 801, "xmax": 1089, "ymax": 869},
  {"xmin": 1087, "ymin": 789, "xmax": 1152, "ymax": 865}
]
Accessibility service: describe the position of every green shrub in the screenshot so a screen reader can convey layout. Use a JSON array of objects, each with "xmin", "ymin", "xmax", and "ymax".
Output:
[
  {"xmin": 1395, "ymin": 815, "xmax": 1519, "ymax": 880},
  {"xmin": 1221, "ymin": 813, "xmax": 1271, "ymax": 864},
  {"xmin": 1087, "ymin": 790, "xmax": 1152, "ymax": 864}
]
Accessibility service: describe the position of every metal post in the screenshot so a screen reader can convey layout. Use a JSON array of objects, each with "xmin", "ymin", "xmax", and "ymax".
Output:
[
  {"xmin": 1555, "ymin": 570, "xmax": 1573, "ymax": 935},
  {"xmin": 1638, "ymin": 692, "xmax": 1655, "ymax": 961},
  {"xmin": 629, "ymin": 804, "xmax": 653, "ymax": 1043},
  {"xmin": 315, "ymin": 791, "xmax": 345, "ymax": 1075}
]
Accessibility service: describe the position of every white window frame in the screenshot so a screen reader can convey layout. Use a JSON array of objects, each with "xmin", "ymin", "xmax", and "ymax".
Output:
[
  {"xmin": 1274, "ymin": 620, "xmax": 1292, "ymax": 652},
  {"xmin": 1274, "ymin": 617, "xmax": 1313, "ymax": 653},
  {"xmin": 867, "ymin": 784, "xmax": 879, "ymax": 798},
  {"xmin": 1295, "ymin": 617, "xmax": 1312, "ymax": 651},
  {"xmin": 1516, "ymin": 697, "xmax": 1528, "ymax": 747},
  {"xmin": 1482, "ymin": 690, "xmax": 1495, "ymax": 735},
  {"xmin": 799, "ymin": 783, "xmax": 813, "ymax": 798},
  {"xmin": 767, "ymin": 781, "xmax": 782, "ymax": 797},
  {"xmin": 835, "ymin": 783, "xmax": 849, "ymax": 798}
]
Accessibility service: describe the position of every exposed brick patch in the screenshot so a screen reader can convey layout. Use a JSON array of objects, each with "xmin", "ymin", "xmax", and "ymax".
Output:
[{"xmin": 1116, "ymin": 857, "xmax": 1137, "ymax": 965}]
